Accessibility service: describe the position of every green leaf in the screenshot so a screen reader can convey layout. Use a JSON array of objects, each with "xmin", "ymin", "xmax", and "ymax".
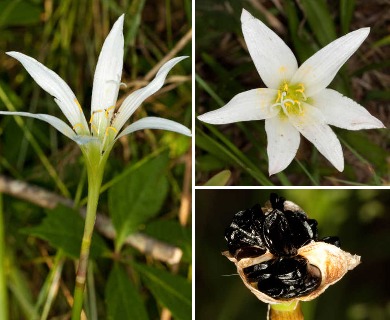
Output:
[
  {"xmin": 108, "ymin": 152, "xmax": 169, "ymax": 249},
  {"xmin": 340, "ymin": 0, "xmax": 356, "ymax": 34},
  {"xmin": 105, "ymin": 264, "xmax": 148, "ymax": 320},
  {"xmin": 300, "ymin": 0, "xmax": 337, "ymax": 46},
  {"xmin": 203, "ymin": 170, "xmax": 231, "ymax": 186},
  {"xmin": 22, "ymin": 205, "xmax": 108, "ymax": 259},
  {"xmin": 143, "ymin": 220, "xmax": 191, "ymax": 263},
  {"xmin": 134, "ymin": 263, "xmax": 191, "ymax": 320},
  {"xmin": 0, "ymin": 0, "xmax": 41, "ymax": 27}
]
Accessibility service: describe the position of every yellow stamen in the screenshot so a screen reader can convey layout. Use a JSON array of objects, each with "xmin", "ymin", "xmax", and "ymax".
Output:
[
  {"xmin": 74, "ymin": 99, "xmax": 83, "ymax": 113},
  {"xmin": 105, "ymin": 126, "xmax": 118, "ymax": 136},
  {"xmin": 90, "ymin": 124, "xmax": 98, "ymax": 134},
  {"xmin": 283, "ymin": 83, "xmax": 289, "ymax": 92},
  {"xmin": 89, "ymin": 109, "xmax": 103, "ymax": 123},
  {"xmin": 105, "ymin": 106, "xmax": 115, "ymax": 118},
  {"xmin": 72, "ymin": 123, "xmax": 83, "ymax": 130},
  {"xmin": 275, "ymin": 90, "xmax": 281, "ymax": 103}
]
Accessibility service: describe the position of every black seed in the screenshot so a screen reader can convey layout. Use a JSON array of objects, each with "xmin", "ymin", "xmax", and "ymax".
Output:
[
  {"xmin": 244, "ymin": 256, "xmax": 322, "ymax": 299},
  {"xmin": 235, "ymin": 247, "xmax": 267, "ymax": 260},
  {"xmin": 270, "ymin": 193, "xmax": 285, "ymax": 211},
  {"xmin": 225, "ymin": 204, "xmax": 266, "ymax": 255},
  {"xmin": 262, "ymin": 209, "xmax": 296, "ymax": 256}
]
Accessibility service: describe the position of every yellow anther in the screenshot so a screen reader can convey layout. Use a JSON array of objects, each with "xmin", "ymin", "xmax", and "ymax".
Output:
[
  {"xmin": 90, "ymin": 124, "xmax": 98, "ymax": 134},
  {"xmin": 74, "ymin": 99, "xmax": 83, "ymax": 113},
  {"xmin": 72, "ymin": 123, "xmax": 83, "ymax": 130},
  {"xmin": 89, "ymin": 109, "xmax": 103, "ymax": 123},
  {"xmin": 105, "ymin": 126, "xmax": 118, "ymax": 136},
  {"xmin": 283, "ymin": 83, "xmax": 289, "ymax": 92},
  {"xmin": 105, "ymin": 106, "xmax": 115, "ymax": 118},
  {"xmin": 275, "ymin": 90, "xmax": 281, "ymax": 103},
  {"xmin": 294, "ymin": 100, "xmax": 301, "ymax": 107},
  {"xmin": 285, "ymin": 102, "xmax": 292, "ymax": 108}
]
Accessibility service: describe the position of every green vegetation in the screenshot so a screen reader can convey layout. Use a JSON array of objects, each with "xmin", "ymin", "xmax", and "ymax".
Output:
[
  {"xmin": 196, "ymin": 0, "xmax": 389, "ymax": 186},
  {"xmin": 0, "ymin": 0, "xmax": 192, "ymax": 318}
]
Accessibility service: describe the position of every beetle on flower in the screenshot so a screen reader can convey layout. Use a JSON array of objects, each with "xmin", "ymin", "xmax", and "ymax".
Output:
[{"xmin": 198, "ymin": 9, "xmax": 384, "ymax": 176}]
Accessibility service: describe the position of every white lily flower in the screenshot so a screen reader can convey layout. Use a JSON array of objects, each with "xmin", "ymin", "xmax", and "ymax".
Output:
[
  {"xmin": 1, "ymin": 14, "xmax": 191, "ymax": 161},
  {"xmin": 198, "ymin": 9, "xmax": 385, "ymax": 175}
]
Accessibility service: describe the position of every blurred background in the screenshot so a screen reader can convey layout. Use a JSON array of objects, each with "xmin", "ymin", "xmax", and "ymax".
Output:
[
  {"xmin": 195, "ymin": 0, "xmax": 389, "ymax": 186},
  {"xmin": 0, "ymin": 0, "xmax": 191, "ymax": 319},
  {"xmin": 196, "ymin": 189, "xmax": 390, "ymax": 320}
]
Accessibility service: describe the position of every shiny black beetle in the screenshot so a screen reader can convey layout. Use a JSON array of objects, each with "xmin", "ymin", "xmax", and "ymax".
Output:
[{"xmin": 224, "ymin": 193, "xmax": 340, "ymax": 299}]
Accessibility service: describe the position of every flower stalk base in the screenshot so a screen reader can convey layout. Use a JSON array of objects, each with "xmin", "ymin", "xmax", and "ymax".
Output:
[{"xmin": 268, "ymin": 301, "xmax": 304, "ymax": 320}]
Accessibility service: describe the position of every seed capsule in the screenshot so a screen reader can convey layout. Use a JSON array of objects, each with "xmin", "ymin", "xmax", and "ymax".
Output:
[{"xmin": 223, "ymin": 193, "xmax": 361, "ymax": 304}]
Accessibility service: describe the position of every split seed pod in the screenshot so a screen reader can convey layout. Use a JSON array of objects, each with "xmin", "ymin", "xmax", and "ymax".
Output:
[{"xmin": 223, "ymin": 193, "xmax": 361, "ymax": 305}]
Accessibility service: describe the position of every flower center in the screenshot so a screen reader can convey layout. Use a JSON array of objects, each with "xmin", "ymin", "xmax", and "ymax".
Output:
[{"xmin": 271, "ymin": 83, "xmax": 307, "ymax": 116}]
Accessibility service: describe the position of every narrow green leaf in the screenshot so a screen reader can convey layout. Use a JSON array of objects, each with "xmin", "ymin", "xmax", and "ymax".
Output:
[
  {"xmin": 127, "ymin": 0, "xmax": 147, "ymax": 46},
  {"xmin": 108, "ymin": 152, "xmax": 169, "ymax": 249},
  {"xmin": 300, "ymin": 0, "xmax": 337, "ymax": 46},
  {"xmin": 134, "ymin": 263, "xmax": 191, "ymax": 320},
  {"xmin": 340, "ymin": 0, "xmax": 356, "ymax": 34},
  {"xmin": 22, "ymin": 205, "xmax": 108, "ymax": 259},
  {"xmin": 203, "ymin": 170, "xmax": 231, "ymax": 186},
  {"xmin": 106, "ymin": 264, "xmax": 148, "ymax": 320},
  {"xmin": 284, "ymin": 0, "xmax": 316, "ymax": 62}
]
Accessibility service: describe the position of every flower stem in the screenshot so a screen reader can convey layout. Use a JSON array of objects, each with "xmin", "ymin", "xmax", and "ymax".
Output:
[
  {"xmin": 268, "ymin": 301, "xmax": 304, "ymax": 320},
  {"xmin": 0, "ymin": 193, "xmax": 9, "ymax": 320},
  {"xmin": 71, "ymin": 159, "xmax": 104, "ymax": 320}
]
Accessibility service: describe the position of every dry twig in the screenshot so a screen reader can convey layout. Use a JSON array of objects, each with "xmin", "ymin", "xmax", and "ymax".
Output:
[{"xmin": 0, "ymin": 175, "xmax": 183, "ymax": 265}]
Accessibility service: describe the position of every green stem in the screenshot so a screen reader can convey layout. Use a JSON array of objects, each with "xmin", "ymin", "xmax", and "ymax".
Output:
[
  {"xmin": 0, "ymin": 193, "xmax": 8, "ymax": 320},
  {"xmin": 268, "ymin": 301, "xmax": 304, "ymax": 319},
  {"xmin": 71, "ymin": 158, "xmax": 105, "ymax": 320}
]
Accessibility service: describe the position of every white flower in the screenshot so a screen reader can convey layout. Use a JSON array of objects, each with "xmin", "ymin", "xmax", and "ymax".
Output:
[
  {"xmin": 198, "ymin": 9, "xmax": 385, "ymax": 175},
  {"xmin": 0, "ymin": 14, "xmax": 191, "ymax": 157}
]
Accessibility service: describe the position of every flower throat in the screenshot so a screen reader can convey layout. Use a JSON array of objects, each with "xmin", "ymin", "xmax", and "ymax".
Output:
[{"xmin": 272, "ymin": 82, "xmax": 308, "ymax": 116}]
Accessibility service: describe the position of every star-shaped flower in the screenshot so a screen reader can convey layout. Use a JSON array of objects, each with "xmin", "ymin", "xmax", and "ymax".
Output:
[
  {"xmin": 198, "ymin": 9, "xmax": 384, "ymax": 175},
  {"xmin": 1, "ymin": 14, "xmax": 191, "ymax": 162}
]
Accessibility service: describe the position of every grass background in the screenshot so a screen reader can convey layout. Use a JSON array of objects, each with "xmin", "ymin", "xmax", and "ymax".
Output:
[
  {"xmin": 195, "ymin": 189, "xmax": 390, "ymax": 320},
  {"xmin": 0, "ymin": 0, "xmax": 191, "ymax": 319},
  {"xmin": 195, "ymin": 0, "xmax": 389, "ymax": 186}
]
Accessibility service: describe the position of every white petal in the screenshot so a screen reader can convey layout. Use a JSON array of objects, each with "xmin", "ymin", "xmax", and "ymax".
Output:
[
  {"xmin": 6, "ymin": 51, "xmax": 88, "ymax": 130},
  {"xmin": 265, "ymin": 116, "xmax": 300, "ymax": 175},
  {"xmin": 288, "ymin": 103, "xmax": 344, "ymax": 171},
  {"xmin": 0, "ymin": 111, "xmax": 77, "ymax": 141},
  {"xmin": 197, "ymin": 88, "xmax": 279, "ymax": 124},
  {"xmin": 116, "ymin": 116, "xmax": 191, "ymax": 140},
  {"xmin": 112, "ymin": 56, "xmax": 188, "ymax": 131},
  {"xmin": 312, "ymin": 89, "xmax": 385, "ymax": 130},
  {"xmin": 291, "ymin": 28, "xmax": 370, "ymax": 97},
  {"xmin": 91, "ymin": 14, "xmax": 124, "ymax": 121},
  {"xmin": 241, "ymin": 9, "xmax": 298, "ymax": 89}
]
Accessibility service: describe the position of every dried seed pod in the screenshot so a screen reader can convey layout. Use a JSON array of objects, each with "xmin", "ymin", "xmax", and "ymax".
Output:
[
  {"xmin": 223, "ymin": 241, "xmax": 360, "ymax": 304},
  {"xmin": 297, "ymin": 241, "xmax": 361, "ymax": 301},
  {"xmin": 223, "ymin": 193, "xmax": 361, "ymax": 305}
]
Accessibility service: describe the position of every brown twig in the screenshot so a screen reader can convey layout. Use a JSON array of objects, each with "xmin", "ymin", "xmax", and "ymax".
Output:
[
  {"xmin": 179, "ymin": 149, "xmax": 192, "ymax": 227},
  {"xmin": 144, "ymin": 28, "xmax": 192, "ymax": 82},
  {"xmin": 0, "ymin": 175, "xmax": 182, "ymax": 265}
]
